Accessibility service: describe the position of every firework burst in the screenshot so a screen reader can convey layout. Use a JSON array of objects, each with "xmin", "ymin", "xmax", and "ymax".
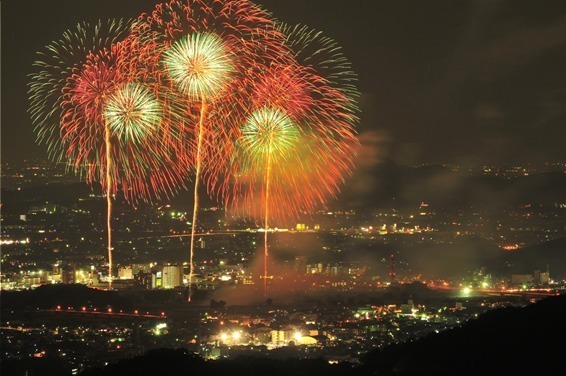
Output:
[
  {"xmin": 131, "ymin": 0, "xmax": 291, "ymax": 301},
  {"xmin": 28, "ymin": 19, "xmax": 132, "ymax": 163},
  {"xmin": 30, "ymin": 22, "xmax": 190, "ymax": 289},
  {"xmin": 103, "ymin": 82, "xmax": 162, "ymax": 145},
  {"xmin": 224, "ymin": 62, "xmax": 358, "ymax": 222},
  {"xmin": 236, "ymin": 106, "xmax": 300, "ymax": 292},
  {"xmin": 219, "ymin": 23, "xmax": 360, "ymax": 293},
  {"xmin": 238, "ymin": 107, "xmax": 300, "ymax": 165},
  {"xmin": 162, "ymin": 33, "xmax": 235, "ymax": 101}
]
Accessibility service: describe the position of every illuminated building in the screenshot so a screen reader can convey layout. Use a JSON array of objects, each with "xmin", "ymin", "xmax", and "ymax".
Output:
[
  {"xmin": 134, "ymin": 272, "xmax": 152, "ymax": 289},
  {"xmin": 511, "ymin": 274, "xmax": 533, "ymax": 286},
  {"xmin": 162, "ymin": 264, "xmax": 183, "ymax": 289},
  {"xmin": 152, "ymin": 271, "xmax": 162, "ymax": 289},
  {"xmin": 118, "ymin": 266, "xmax": 133, "ymax": 280},
  {"xmin": 270, "ymin": 329, "xmax": 286, "ymax": 346},
  {"xmin": 61, "ymin": 263, "xmax": 76, "ymax": 284},
  {"xmin": 533, "ymin": 270, "xmax": 550, "ymax": 285}
]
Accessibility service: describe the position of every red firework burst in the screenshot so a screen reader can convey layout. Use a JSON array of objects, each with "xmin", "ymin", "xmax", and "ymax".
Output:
[{"xmin": 130, "ymin": 0, "xmax": 293, "ymax": 300}]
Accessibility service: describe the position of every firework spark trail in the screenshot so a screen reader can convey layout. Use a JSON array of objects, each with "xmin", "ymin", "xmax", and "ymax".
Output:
[
  {"xmin": 100, "ymin": 80, "xmax": 172, "ymax": 289},
  {"xmin": 160, "ymin": 29, "xmax": 236, "ymax": 301},
  {"xmin": 163, "ymin": 32, "xmax": 233, "ymax": 301},
  {"xmin": 237, "ymin": 107, "xmax": 300, "ymax": 295},
  {"xmin": 29, "ymin": 20, "xmax": 129, "ymax": 289},
  {"xmin": 104, "ymin": 122, "xmax": 114, "ymax": 289},
  {"xmin": 263, "ymin": 147, "xmax": 271, "ymax": 296},
  {"xmin": 187, "ymin": 99, "xmax": 207, "ymax": 301}
]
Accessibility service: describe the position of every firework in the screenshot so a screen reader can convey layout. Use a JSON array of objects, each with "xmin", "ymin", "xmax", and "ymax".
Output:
[
  {"xmin": 225, "ymin": 67, "xmax": 358, "ymax": 220},
  {"xmin": 131, "ymin": 0, "xmax": 291, "ymax": 301},
  {"xmin": 103, "ymin": 82, "xmax": 162, "ymax": 145},
  {"xmin": 161, "ymin": 30, "xmax": 235, "ymax": 302},
  {"xmin": 30, "ymin": 22, "xmax": 190, "ymax": 289},
  {"xmin": 238, "ymin": 107, "xmax": 300, "ymax": 165},
  {"xmin": 237, "ymin": 106, "xmax": 300, "ymax": 292},
  {"xmin": 162, "ymin": 33, "xmax": 235, "ymax": 101},
  {"xmin": 29, "ymin": 20, "xmax": 130, "ymax": 289},
  {"xmin": 29, "ymin": 19, "xmax": 132, "ymax": 163},
  {"xmin": 220, "ymin": 24, "xmax": 360, "ymax": 293}
]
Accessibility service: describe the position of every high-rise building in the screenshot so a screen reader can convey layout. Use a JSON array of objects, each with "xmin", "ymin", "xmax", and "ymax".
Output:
[
  {"xmin": 152, "ymin": 271, "xmax": 162, "ymax": 289},
  {"xmin": 533, "ymin": 270, "xmax": 550, "ymax": 286},
  {"xmin": 162, "ymin": 264, "xmax": 183, "ymax": 289},
  {"xmin": 134, "ymin": 272, "xmax": 152, "ymax": 289},
  {"xmin": 118, "ymin": 266, "xmax": 133, "ymax": 280},
  {"xmin": 61, "ymin": 263, "xmax": 75, "ymax": 284}
]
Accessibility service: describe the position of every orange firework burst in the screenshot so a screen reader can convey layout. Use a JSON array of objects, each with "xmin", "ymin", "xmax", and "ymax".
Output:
[
  {"xmin": 61, "ymin": 38, "xmax": 190, "ymax": 204},
  {"xmin": 223, "ymin": 61, "xmax": 359, "ymax": 223},
  {"xmin": 30, "ymin": 23, "xmax": 191, "ymax": 289},
  {"xmin": 130, "ymin": 0, "xmax": 292, "ymax": 301},
  {"xmin": 216, "ymin": 24, "xmax": 360, "ymax": 294},
  {"xmin": 62, "ymin": 38, "xmax": 191, "ymax": 287}
]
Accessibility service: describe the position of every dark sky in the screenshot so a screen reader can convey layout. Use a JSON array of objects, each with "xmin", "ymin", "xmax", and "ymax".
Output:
[{"xmin": 3, "ymin": 0, "xmax": 566, "ymax": 166}]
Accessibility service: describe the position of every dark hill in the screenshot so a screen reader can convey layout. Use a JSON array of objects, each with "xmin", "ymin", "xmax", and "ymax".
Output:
[
  {"xmin": 340, "ymin": 161, "xmax": 566, "ymax": 210},
  {"xmin": 505, "ymin": 237, "xmax": 566, "ymax": 279},
  {"xmin": 0, "ymin": 284, "xmax": 132, "ymax": 311},
  {"xmin": 360, "ymin": 294, "xmax": 566, "ymax": 375}
]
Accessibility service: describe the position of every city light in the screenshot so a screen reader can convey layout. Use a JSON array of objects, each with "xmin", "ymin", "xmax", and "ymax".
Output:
[
  {"xmin": 153, "ymin": 323, "xmax": 168, "ymax": 336},
  {"xmin": 232, "ymin": 332, "xmax": 241, "ymax": 341}
]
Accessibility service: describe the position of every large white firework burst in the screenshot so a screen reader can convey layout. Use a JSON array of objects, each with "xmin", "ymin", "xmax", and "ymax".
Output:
[{"xmin": 161, "ymin": 33, "xmax": 234, "ymax": 101}]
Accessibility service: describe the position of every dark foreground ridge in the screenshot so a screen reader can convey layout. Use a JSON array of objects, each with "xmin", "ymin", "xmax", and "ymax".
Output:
[
  {"xmin": 3, "ymin": 294, "xmax": 565, "ymax": 376},
  {"xmin": 359, "ymin": 293, "xmax": 566, "ymax": 375}
]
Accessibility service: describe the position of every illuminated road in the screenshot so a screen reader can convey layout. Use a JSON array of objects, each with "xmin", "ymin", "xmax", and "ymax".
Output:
[
  {"xmin": 147, "ymin": 228, "xmax": 312, "ymax": 239},
  {"xmin": 428, "ymin": 284, "xmax": 560, "ymax": 298},
  {"xmin": 48, "ymin": 308, "xmax": 167, "ymax": 319}
]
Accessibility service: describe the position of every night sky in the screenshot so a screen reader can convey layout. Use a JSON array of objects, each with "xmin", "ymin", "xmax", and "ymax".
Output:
[{"xmin": 3, "ymin": 0, "xmax": 566, "ymax": 166}]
